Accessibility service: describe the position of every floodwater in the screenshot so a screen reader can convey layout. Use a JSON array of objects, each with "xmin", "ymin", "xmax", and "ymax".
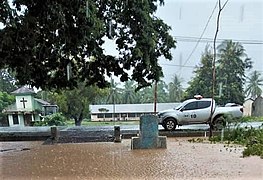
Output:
[{"xmin": 0, "ymin": 138, "xmax": 262, "ymax": 180}]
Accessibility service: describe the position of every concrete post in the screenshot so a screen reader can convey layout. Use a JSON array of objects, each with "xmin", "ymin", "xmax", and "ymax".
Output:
[
  {"xmin": 114, "ymin": 125, "xmax": 122, "ymax": 143},
  {"xmin": 50, "ymin": 126, "xmax": 59, "ymax": 143},
  {"xmin": 131, "ymin": 115, "xmax": 166, "ymax": 149}
]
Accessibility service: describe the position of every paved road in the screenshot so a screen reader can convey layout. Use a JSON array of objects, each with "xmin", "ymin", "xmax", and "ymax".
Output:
[
  {"xmin": 0, "ymin": 121, "xmax": 262, "ymax": 132},
  {"xmin": 0, "ymin": 121, "xmax": 262, "ymax": 142}
]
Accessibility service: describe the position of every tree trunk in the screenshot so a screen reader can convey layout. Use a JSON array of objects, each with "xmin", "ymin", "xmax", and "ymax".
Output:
[
  {"xmin": 75, "ymin": 119, "xmax": 82, "ymax": 126},
  {"xmin": 74, "ymin": 110, "xmax": 84, "ymax": 126}
]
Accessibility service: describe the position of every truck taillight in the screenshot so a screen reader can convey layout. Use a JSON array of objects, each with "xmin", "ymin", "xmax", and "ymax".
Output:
[{"xmin": 240, "ymin": 107, "xmax": 243, "ymax": 113}]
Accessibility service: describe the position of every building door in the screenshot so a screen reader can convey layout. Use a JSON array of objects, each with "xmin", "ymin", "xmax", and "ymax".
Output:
[
  {"xmin": 24, "ymin": 114, "xmax": 32, "ymax": 126},
  {"xmin": 13, "ymin": 114, "xmax": 19, "ymax": 125}
]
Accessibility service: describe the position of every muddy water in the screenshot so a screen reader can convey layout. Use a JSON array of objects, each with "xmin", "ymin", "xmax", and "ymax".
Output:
[{"xmin": 0, "ymin": 138, "xmax": 262, "ymax": 180}]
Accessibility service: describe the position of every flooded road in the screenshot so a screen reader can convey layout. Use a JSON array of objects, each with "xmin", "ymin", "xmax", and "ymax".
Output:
[{"xmin": 1, "ymin": 138, "xmax": 262, "ymax": 180}]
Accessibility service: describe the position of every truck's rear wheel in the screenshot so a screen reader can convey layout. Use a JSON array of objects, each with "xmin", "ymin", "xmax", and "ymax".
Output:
[
  {"xmin": 164, "ymin": 118, "xmax": 176, "ymax": 131},
  {"xmin": 213, "ymin": 116, "xmax": 226, "ymax": 130}
]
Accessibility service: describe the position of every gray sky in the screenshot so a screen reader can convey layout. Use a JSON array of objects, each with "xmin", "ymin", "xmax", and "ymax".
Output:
[
  {"xmin": 1, "ymin": 0, "xmax": 262, "ymax": 90},
  {"xmin": 155, "ymin": 0, "xmax": 263, "ymax": 89}
]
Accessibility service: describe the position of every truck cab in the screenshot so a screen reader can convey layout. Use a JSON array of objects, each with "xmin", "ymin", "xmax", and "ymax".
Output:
[{"xmin": 158, "ymin": 96, "xmax": 243, "ymax": 131}]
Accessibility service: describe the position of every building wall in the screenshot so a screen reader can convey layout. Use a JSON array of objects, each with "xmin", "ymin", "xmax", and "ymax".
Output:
[
  {"xmin": 16, "ymin": 95, "xmax": 34, "ymax": 111},
  {"xmin": 252, "ymin": 97, "xmax": 263, "ymax": 117},
  {"xmin": 243, "ymin": 99, "xmax": 253, "ymax": 116},
  {"xmin": 91, "ymin": 112, "xmax": 150, "ymax": 121},
  {"xmin": 8, "ymin": 115, "xmax": 14, "ymax": 126},
  {"xmin": 90, "ymin": 103, "xmax": 181, "ymax": 121},
  {"xmin": 18, "ymin": 114, "xmax": 25, "ymax": 126},
  {"xmin": 8, "ymin": 114, "xmax": 25, "ymax": 127}
]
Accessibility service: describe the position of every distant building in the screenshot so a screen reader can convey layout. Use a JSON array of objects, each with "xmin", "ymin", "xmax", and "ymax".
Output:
[
  {"xmin": 252, "ymin": 96, "xmax": 263, "ymax": 117},
  {"xmin": 3, "ymin": 86, "xmax": 58, "ymax": 126},
  {"xmin": 89, "ymin": 103, "xmax": 180, "ymax": 121},
  {"xmin": 243, "ymin": 98, "xmax": 254, "ymax": 116}
]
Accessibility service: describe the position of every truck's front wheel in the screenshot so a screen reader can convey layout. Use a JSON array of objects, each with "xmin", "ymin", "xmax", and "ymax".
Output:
[{"xmin": 164, "ymin": 118, "xmax": 177, "ymax": 131}]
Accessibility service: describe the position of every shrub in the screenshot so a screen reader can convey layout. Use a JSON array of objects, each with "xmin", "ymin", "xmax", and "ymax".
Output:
[
  {"xmin": 34, "ymin": 113, "xmax": 67, "ymax": 126},
  {"xmin": 210, "ymin": 125, "xmax": 263, "ymax": 158}
]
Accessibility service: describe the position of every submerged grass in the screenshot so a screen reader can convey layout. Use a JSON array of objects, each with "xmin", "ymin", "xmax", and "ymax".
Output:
[{"xmin": 210, "ymin": 124, "xmax": 263, "ymax": 158}]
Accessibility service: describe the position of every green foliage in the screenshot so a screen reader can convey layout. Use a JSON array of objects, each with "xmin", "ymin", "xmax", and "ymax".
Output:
[
  {"xmin": 0, "ymin": 69, "xmax": 17, "ymax": 93},
  {"xmin": 38, "ymin": 82, "xmax": 107, "ymax": 126},
  {"xmin": 184, "ymin": 41, "xmax": 252, "ymax": 105},
  {"xmin": 0, "ymin": 91, "xmax": 15, "ymax": 117},
  {"xmin": 188, "ymin": 138, "xmax": 204, "ymax": 143},
  {"xmin": 245, "ymin": 71, "xmax": 263, "ymax": 99},
  {"xmin": 239, "ymin": 116, "xmax": 263, "ymax": 122},
  {"xmin": 216, "ymin": 40, "xmax": 252, "ymax": 105},
  {"xmin": 98, "ymin": 79, "xmax": 173, "ymax": 104},
  {"xmin": 210, "ymin": 125, "xmax": 263, "ymax": 158},
  {"xmin": 0, "ymin": 0, "xmax": 175, "ymax": 90},
  {"xmin": 34, "ymin": 113, "xmax": 67, "ymax": 126},
  {"xmin": 184, "ymin": 45, "xmax": 213, "ymax": 99},
  {"xmin": 168, "ymin": 74, "xmax": 183, "ymax": 102},
  {"xmin": 0, "ymin": 91, "xmax": 15, "ymax": 126}
]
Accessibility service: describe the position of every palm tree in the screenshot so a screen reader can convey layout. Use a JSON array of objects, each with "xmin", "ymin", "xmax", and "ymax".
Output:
[
  {"xmin": 216, "ymin": 40, "xmax": 252, "ymax": 104},
  {"xmin": 245, "ymin": 70, "xmax": 263, "ymax": 99},
  {"xmin": 106, "ymin": 79, "xmax": 121, "ymax": 104},
  {"xmin": 121, "ymin": 80, "xmax": 137, "ymax": 104},
  {"xmin": 157, "ymin": 80, "xmax": 169, "ymax": 103},
  {"xmin": 137, "ymin": 80, "xmax": 168, "ymax": 103},
  {"xmin": 168, "ymin": 74, "xmax": 183, "ymax": 102}
]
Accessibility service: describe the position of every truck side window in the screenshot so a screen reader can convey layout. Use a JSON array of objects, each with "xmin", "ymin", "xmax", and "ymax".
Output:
[
  {"xmin": 183, "ymin": 102, "xmax": 197, "ymax": 111},
  {"xmin": 197, "ymin": 101, "xmax": 211, "ymax": 109}
]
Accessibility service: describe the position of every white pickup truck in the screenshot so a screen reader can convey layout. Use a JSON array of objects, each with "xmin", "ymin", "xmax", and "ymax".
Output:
[{"xmin": 158, "ymin": 97, "xmax": 243, "ymax": 131}]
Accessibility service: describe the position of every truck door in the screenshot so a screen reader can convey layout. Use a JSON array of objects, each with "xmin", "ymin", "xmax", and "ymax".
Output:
[
  {"xmin": 180, "ymin": 102, "xmax": 198, "ymax": 124},
  {"xmin": 194, "ymin": 100, "xmax": 212, "ymax": 123}
]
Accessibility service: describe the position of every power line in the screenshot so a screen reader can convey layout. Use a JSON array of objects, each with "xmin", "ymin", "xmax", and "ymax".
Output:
[
  {"xmin": 178, "ymin": 0, "xmax": 219, "ymax": 76},
  {"xmin": 174, "ymin": 36, "xmax": 263, "ymax": 45},
  {"xmin": 160, "ymin": 63, "xmax": 195, "ymax": 68}
]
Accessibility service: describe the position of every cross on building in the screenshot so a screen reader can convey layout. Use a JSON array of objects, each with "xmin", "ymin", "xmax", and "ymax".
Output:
[{"xmin": 20, "ymin": 97, "xmax": 27, "ymax": 108}]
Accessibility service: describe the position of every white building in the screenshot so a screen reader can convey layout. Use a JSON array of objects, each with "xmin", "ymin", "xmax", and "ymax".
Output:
[
  {"xmin": 89, "ymin": 103, "xmax": 181, "ymax": 121},
  {"xmin": 243, "ymin": 98, "xmax": 254, "ymax": 116}
]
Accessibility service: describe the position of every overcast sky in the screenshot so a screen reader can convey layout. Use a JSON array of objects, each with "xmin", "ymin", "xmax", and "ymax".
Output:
[
  {"xmin": 156, "ymin": 0, "xmax": 263, "ymax": 88},
  {"xmin": 2, "ymin": 0, "xmax": 263, "ymax": 90}
]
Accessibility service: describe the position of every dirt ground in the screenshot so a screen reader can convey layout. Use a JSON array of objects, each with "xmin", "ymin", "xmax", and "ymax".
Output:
[{"xmin": 0, "ymin": 137, "xmax": 262, "ymax": 180}]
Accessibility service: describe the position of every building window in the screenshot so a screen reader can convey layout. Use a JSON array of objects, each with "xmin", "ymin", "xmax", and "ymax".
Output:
[
  {"xmin": 128, "ymin": 113, "xmax": 136, "ymax": 117},
  {"xmin": 105, "ymin": 113, "xmax": 112, "ymax": 118},
  {"xmin": 13, "ymin": 114, "xmax": 19, "ymax": 124},
  {"xmin": 97, "ymin": 114, "xmax": 104, "ymax": 118}
]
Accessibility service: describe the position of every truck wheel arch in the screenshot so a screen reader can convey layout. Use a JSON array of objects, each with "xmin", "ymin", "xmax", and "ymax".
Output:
[
  {"xmin": 212, "ymin": 114, "xmax": 224, "ymax": 123},
  {"xmin": 212, "ymin": 114, "xmax": 226, "ymax": 130},
  {"xmin": 163, "ymin": 117, "xmax": 178, "ymax": 131}
]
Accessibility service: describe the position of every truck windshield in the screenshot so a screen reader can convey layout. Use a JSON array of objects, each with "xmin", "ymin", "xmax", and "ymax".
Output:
[{"xmin": 174, "ymin": 104, "xmax": 182, "ymax": 110}]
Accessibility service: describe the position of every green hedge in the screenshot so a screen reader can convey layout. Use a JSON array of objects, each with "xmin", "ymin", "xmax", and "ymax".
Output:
[{"xmin": 34, "ymin": 113, "xmax": 67, "ymax": 126}]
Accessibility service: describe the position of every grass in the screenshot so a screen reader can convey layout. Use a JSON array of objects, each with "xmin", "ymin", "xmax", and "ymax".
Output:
[
  {"xmin": 209, "ymin": 125, "xmax": 263, "ymax": 158},
  {"xmin": 239, "ymin": 116, "xmax": 263, "ymax": 122}
]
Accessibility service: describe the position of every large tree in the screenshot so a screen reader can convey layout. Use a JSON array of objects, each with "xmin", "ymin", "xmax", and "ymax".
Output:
[
  {"xmin": 245, "ymin": 70, "xmax": 263, "ymax": 99},
  {"xmin": 0, "ymin": 69, "xmax": 17, "ymax": 93},
  {"xmin": 216, "ymin": 40, "xmax": 252, "ymax": 105},
  {"xmin": 0, "ymin": 91, "xmax": 15, "ymax": 123},
  {"xmin": 0, "ymin": 0, "xmax": 175, "ymax": 90},
  {"xmin": 184, "ymin": 46, "xmax": 213, "ymax": 100},
  {"xmin": 40, "ymin": 82, "xmax": 106, "ymax": 126}
]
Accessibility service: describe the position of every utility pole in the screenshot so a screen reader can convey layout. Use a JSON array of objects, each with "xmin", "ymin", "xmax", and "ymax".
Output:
[
  {"xmin": 210, "ymin": 0, "xmax": 229, "ymax": 137},
  {"xmin": 154, "ymin": 81, "xmax": 157, "ymax": 115}
]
